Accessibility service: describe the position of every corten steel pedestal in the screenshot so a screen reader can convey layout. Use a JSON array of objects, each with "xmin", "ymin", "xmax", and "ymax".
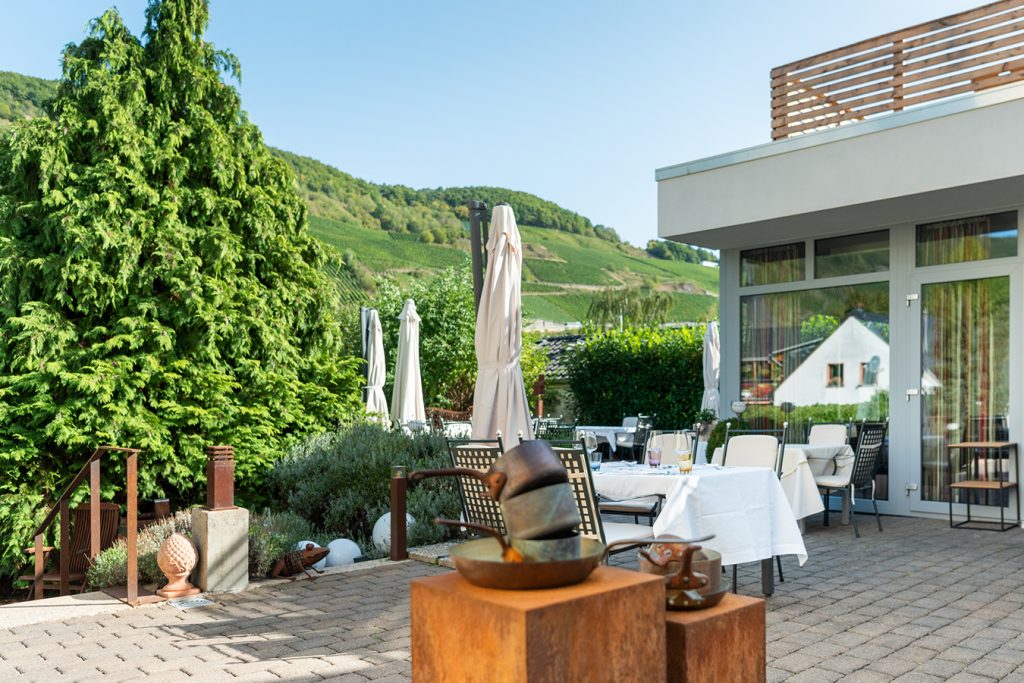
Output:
[
  {"xmin": 411, "ymin": 566, "xmax": 667, "ymax": 683},
  {"xmin": 206, "ymin": 445, "xmax": 236, "ymax": 510},
  {"xmin": 664, "ymin": 593, "xmax": 766, "ymax": 683}
]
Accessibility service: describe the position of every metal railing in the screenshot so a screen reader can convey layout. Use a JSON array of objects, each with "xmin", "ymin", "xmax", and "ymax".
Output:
[
  {"xmin": 772, "ymin": 0, "xmax": 1024, "ymax": 139},
  {"xmin": 29, "ymin": 446, "xmax": 142, "ymax": 604}
]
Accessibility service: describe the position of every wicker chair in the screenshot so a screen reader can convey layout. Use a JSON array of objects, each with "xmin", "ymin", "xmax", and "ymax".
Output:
[
  {"xmin": 816, "ymin": 420, "xmax": 888, "ymax": 536},
  {"xmin": 446, "ymin": 437, "xmax": 506, "ymax": 535},
  {"xmin": 20, "ymin": 502, "xmax": 121, "ymax": 597}
]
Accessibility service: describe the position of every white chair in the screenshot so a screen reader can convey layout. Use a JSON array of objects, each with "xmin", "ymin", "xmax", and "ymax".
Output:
[
  {"xmin": 807, "ymin": 423, "xmax": 848, "ymax": 446},
  {"xmin": 646, "ymin": 431, "xmax": 696, "ymax": 466},
  {"xmin": 721, "ymin": 434, "xmax": 780, "ymax": 471}
]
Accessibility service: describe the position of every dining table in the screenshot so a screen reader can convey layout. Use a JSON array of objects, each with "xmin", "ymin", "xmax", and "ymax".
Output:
[
  {"xmin": 592, "ymin": 461, "xmax": 807, "ymax": 595},
  {"xmin": 709, "ymin": 445, "xmax": 828, "ymax": 521},
  {"xmin": 576, "ymin": 425, "xmax": 633, "ymax": 450}
]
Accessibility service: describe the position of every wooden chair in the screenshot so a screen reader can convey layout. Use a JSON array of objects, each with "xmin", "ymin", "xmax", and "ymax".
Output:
[
  {"xmin": 20, "ymin": 502, "xmax": 121, "ymax": 597},
  {"xmin": 447, "ymin": 437, "xmax": 506, "ymax": 536}
]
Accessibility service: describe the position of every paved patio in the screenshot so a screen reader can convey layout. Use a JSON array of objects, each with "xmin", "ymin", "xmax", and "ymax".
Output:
[{"xmin": 2, "ymin": 515, "xmax": 1024, "ymax": 681}]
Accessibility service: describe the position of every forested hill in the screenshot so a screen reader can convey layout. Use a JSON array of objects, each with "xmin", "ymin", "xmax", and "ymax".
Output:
[
  {"xmin": 0, "ymin": 71, "xmax": 57, "ymax": 125},
  {"xmin": 273, "ymin": 149, "xmax": 618, "ymax": 245}
]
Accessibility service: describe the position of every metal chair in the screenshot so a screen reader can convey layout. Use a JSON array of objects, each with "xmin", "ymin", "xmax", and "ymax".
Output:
[
  {"xmin": 721, "ymin": 422, "xmax": 789, "ymax": 587},
  {"xmin": 446, "ymin": 437, "xmax": 506, "ymax": 536},
  {"xmin": 615, "ymin": 415, "xmax": 653, "ymax": 461},
  {"xmin": 549, "ymin": 441, "xmax": 653, "ymax": 554},
  {"xmin": 805, "ymin": 420, "xmax": 850, "ymax": 446},
  {"xmin": 817, "ymin": 420, "xmax": 887, "ymax": 537}
]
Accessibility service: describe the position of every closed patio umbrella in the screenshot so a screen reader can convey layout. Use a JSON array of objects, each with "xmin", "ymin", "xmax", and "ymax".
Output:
[
  {"xmin": 390, "ymin": 299, "xmax": 426, "ymax": 427},
  {"xmin": 364, "ymin": 308, "xmax": 389, "ymax": 423},
  {"xmin": 701, "ymin": 321, "xmax": 720, "ymax": 416},
  {"xmin": 472, "ymin": 204, "xmax": 533, "ymax": 442}
]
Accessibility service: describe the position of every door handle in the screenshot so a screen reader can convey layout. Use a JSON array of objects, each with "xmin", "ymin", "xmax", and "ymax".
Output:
[{"xmin": 905, "ymin": 388, "xmax": 919, "ymax": 401}]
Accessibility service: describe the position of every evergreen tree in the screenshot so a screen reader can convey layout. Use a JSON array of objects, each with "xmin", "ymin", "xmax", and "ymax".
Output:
[{"xmin": 0, "ymin": 0, "xmax": 361, "ymax": 583}]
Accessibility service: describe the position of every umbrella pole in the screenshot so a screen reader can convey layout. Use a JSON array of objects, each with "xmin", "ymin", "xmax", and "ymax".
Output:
[{"xmin": 468, "ymin": 201, "xmax": 488, "ymax": 313}]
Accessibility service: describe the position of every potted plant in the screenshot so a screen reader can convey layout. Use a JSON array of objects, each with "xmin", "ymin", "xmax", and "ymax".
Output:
[{"xmin": 694, "ymin": 409, "xmax": 718, "ymax": 438}]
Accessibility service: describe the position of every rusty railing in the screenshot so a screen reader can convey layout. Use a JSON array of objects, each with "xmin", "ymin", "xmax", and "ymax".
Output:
[
  {"xmin": 29, "ymin": 446, "xmax": 142, "ymax": 604},
  {"xmin": 772, "ymin": 0, "xmax": 1024, "ymax": 139}
]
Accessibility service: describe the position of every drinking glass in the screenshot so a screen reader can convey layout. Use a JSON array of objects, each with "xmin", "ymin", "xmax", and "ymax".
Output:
[
  {"xmin": 648, "ymin": 447, "xmax": 662, "ymax": 468},
  {"xmin": 675, "ymin": 441, "xmax": 693, "ymax": 473},
  {"xmin": 588, "ymin": 449, "xmax": 602, "ymax": 472}
]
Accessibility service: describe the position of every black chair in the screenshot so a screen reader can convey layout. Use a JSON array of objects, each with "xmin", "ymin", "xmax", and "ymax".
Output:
[{"xmin": 817, "ymin": 420, "xmax": 887, "ymax": 537}]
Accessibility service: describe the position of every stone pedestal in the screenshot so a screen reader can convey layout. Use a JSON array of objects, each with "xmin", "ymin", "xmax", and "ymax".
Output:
[
  {"xmin": 411, "ymin": 566, "xmax": 666, "ymax": 683},
  {"xmin": 191, "ymin": 507, "xmax": 249, "ymax": 593},
  {"xmin": 665, "ymin": 593, "xmax": 766, "ymax": 683}
]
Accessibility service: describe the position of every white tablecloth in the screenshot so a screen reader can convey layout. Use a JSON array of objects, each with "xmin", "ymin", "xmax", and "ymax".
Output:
[
  {"xmin": 593, "ymin": 463, "xmax": 807, "ymax": 567},
  {"xmin": 710, "ymin": 446, "xmax": 825, "ymax": 521},
  {"xmin": 577, "ymin": 425, "xmax": 633, "ymax": 448}
]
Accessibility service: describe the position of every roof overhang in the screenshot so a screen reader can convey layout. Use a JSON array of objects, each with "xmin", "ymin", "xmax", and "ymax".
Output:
[{"xmin": 657, "ymin": 82, "xmax": 1024, "ymax": 250}]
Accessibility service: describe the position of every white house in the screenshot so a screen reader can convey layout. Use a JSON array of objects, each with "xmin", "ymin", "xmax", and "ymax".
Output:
[
  {"xmin": 657, "ymin": 2, "xmax": 1022, "ymax": 521},
  {"xmin": 773, "ymin": 318, "xmax": 889, "ymax": 409}
]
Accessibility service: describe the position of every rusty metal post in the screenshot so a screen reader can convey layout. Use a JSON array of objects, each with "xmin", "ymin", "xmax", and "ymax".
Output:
[
  {"xmin": 390, "ymin": 466, "xmax": 408, "ymax": 561},
  {"xmin": 206, "ymin": 445, "xmax": 236, "ymax": 510},
  {"xmin": 33, "ymin": 534, "xmax": 44, "ymax": 600},
  {"xmin": 89, "ymin": 458, "xmax": 101, "ymax": 560},
  {"xmin": 126, "ymin": 450, "xmax": 138, "ymax": 606},
  {"xmin": 59, "ymin": 498, "xmax": 70, "ymax": 596}
]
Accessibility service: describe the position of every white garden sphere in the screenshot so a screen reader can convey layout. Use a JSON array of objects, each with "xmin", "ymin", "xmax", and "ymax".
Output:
[
  {"xmin": 372, "ymin": 513, "xmax": 415, "ymax": 553},
  {"xmin": 294, "ymin": 540, "xmax": 328, "ymax": 570},
  {"xmin": 325, "ymin": 538, "xmax": 362, "ymax": 567}
]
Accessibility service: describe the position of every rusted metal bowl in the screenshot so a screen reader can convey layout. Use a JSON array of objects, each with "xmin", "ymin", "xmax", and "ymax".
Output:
[
  {"xmin": 498, "ymin": 482, "xmax": 580, "ymax": 539},
  {"xmin": 637, "ymin": 537, "xmax": 724, "ymax": 610},
  {"xmin": 448, "ymin": 537, "xmax": 606, "ymax": 590}
]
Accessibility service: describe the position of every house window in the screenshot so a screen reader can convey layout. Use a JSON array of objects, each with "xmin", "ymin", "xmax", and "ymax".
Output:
[
  {"xmin": 740, "ymin": 242, "xmax": 805, "ymax": 287},
  {"xmin": 827, "ymin": 364, "xmax": 844, "ymax": 387},
  {"xmin": 860, "ymin": 357, "xmax": 880, "ymax": 386},
  {"xmin": 916, "ymin": 211, "xmax": 1017, "ymax": 266},
  {"xmin": 815, "ymin": 230, "xmax": 889, "ymax": 278}
]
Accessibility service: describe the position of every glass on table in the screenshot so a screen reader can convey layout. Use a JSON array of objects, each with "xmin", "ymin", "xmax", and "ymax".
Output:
[
  {"xmin": 675, "ymin": 444, "xmax": 693, "ymax": 473},
  {"xmin": 648, "ymin": 446, "xmax": 662, "ymax": 468},
  {"xmin": 588, "ymin": 448, "xmax": 602, "ymax": 472}
]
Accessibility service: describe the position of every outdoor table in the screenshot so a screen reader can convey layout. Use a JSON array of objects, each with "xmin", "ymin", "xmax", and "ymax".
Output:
[
  {"xmin": 709, "ymin": 446, "xmax": 826, "ymax": 521},
  {"xmin": 577, "ymin": 425, "xmax": 633, "ymax": 450},
  {"xmin": 593, "ymin": 462, "xmax": 807, "ymax": 595}
]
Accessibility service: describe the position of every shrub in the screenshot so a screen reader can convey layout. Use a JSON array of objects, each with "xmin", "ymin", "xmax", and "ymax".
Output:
[
  {"xmin": 86, "ymin": 510, "xmax": 193, "ymax": 589},
  {"xmin": 248, "ymin": 510, "xmax": 319, "ymax": 579},
  {"xmin": 270, "ymin": 424, "xmax": 461, "ymax": 555},
  {"xmin": 567, "ymin": 326, "xmax": 704, "ymax": 428}
]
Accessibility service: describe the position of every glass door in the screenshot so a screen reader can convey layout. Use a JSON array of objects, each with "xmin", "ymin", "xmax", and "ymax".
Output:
[{"xmin": 910, "ymin": 272, "xmax": 1015, "ymax": 515}]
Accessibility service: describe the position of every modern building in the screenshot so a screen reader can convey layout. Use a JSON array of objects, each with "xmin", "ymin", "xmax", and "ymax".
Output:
[{"xmin": 657, "ymin": 2, "xmax": 1024, "ymax": 520}]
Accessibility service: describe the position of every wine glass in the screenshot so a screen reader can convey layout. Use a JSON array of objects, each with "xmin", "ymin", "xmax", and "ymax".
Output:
[
  {"xmin": 588, "ymin": 448, "xmax": 602, "ymax": 472},
  {"xmin": 675, "ymin": 437, "xmax": 693, "ymax": 473}
]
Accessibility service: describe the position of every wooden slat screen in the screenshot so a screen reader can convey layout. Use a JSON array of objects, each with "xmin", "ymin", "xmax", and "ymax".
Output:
[{"xmin": 771, "ymin": 0, "xmax": 1024, "ymax": 139}]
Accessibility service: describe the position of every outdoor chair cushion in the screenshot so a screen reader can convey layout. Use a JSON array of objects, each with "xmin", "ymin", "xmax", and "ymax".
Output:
[
  {"xmin": 602, "ymin": 521, "xmax": 655, "ymax": 546},
  {"xmin": 723, "ymin": 435, "xmax": 779, "ymax": 469},
  {"xmin": 815, "ymin": 474, "xmax": 849, "ymax": 489},
  {"xmin": 599, "ymin": 495, "xmax": 660, "ymax": 513}
]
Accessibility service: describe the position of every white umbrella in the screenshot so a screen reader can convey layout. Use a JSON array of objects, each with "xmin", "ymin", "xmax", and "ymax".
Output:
[
  {"xmin": 364, "ymin": 308, "xmax": 389, "ymax": 423},
  {"xmin": 390, "ymin": 299, "xmax": 426, "ymax": 427},
  {"xmin": 472, "ymin": 204, "xmax": 533, "ymax": 443},
  {"xmin": 701, "ymin": 321, "xmax": 721, "ymax": 416}
]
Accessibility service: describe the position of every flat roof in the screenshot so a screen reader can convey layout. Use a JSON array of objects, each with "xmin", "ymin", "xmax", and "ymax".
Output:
[{"xmin": 656, "ymin": 82, "xmax": 1024, "ymax": 249}]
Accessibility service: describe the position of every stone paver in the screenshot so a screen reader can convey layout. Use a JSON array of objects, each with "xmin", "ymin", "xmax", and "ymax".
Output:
[{"xmin": 1, "ymin": 516, "xmax": 1024, "ymax": 680}]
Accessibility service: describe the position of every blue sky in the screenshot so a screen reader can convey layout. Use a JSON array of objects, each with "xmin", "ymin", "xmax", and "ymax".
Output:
[{"xmin": 2, "ymin": 0, "xmax": 982, "ymax": 246}]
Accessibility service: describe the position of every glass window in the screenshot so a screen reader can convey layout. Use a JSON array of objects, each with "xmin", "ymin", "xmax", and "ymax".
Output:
[
  {"xmin": 740, "ymin": 282, "xmax": 890, "ymax": 498},
  {"xmin": 740, "ymin": 243, "xmax": 805, "ymax": 287},
  {"xmin": 815, "ymin": 230, "xmax": 889, "ymax": 278},
  {"xmin": 916, "ymin": 211, "xmax": 1017, "ymax": 266}
]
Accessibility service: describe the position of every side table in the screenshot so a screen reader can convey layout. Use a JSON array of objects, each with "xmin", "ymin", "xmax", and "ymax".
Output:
[{"xmin": 947, "ymin": 441, "xmax": 1020, "ymax": 531}]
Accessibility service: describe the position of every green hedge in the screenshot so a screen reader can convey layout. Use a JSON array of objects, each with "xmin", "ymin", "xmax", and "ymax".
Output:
[
  {"xmin": 566, "ymin": 326, "xmax": 704, "ymax": 429},
  {"xmin": 270, "ymin": 424, "xmax": 461, "ymax": 555}
]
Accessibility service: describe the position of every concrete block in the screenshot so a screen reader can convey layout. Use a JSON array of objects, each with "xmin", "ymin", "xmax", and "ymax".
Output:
[{"xmin": 192, "ymin": 507, "xmax": 249, "ymax": 593}]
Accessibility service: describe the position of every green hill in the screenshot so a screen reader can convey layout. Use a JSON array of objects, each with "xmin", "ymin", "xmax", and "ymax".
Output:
[{"xmin": 1, "ymin": 71, "xmax": 718, "ymax": 324}]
